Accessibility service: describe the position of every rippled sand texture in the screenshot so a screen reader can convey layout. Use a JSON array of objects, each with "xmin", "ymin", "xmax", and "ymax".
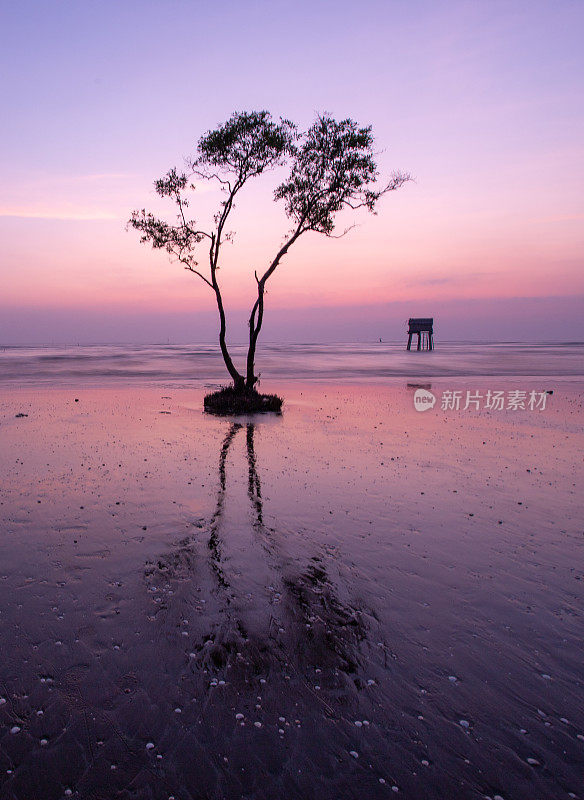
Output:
[{"xmin": 0, "ymin": 383, "xmax": 582, "ymax": 800}]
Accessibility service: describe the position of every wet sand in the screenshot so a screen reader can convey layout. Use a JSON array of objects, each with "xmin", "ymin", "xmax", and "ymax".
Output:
[{"xmin": 0, "ymin": 381, "xmax": 582, "ymax": 800}]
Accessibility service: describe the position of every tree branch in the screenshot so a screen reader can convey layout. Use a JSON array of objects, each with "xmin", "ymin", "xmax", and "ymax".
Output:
[
  {"xmin": 325, "ymin": 223, "xmax": 357, "ymax": 239},
  {"xmin": 181, "ymin": 262, "xmax": 214, "ymax": 288}
]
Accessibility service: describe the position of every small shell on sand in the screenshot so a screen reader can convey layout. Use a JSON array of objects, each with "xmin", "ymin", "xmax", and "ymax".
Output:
[
  {"xmin": 349, "ymin": 750, "xmax": 358, "ymax": 758},
  {"xmin": 146, "ymin": 742, "xmax": 155, "ymax": 750},
  {"xmin": 11, "ymin": 726, "xmax": 21, "ymax": 734}
]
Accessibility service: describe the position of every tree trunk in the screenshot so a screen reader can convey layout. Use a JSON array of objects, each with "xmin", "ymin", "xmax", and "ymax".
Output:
[
  {"xmin": 246, "ymin": 285, "xmax": 264, "ymax": 390},
  {"xmin": 245, "ymin": 226, "xmax": 305, "ymax": 391},
  {"xmin": 213, "ymin": 281, "xmax": 245, "ymax": 390}
]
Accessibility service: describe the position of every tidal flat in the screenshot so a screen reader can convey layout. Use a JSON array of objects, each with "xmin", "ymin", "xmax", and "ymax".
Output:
[{"xmin": 0, "ymin": 382, "xmax": 582, "ymax": 800}]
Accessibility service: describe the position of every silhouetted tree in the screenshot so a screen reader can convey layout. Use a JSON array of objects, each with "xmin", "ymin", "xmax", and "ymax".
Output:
[{"xmin": 130, "ymin": 110, "xmax": 409, "ymax": 398}]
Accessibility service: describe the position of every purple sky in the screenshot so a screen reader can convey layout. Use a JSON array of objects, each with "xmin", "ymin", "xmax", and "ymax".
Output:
[{"xmin": 1, "ymin": 0, "xmax": 583, "ymax": 343}]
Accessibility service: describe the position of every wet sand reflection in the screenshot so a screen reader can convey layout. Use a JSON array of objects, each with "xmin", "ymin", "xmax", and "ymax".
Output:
[
  {"xmin": 139, "ymin": 421, "xmax": 389, "ymax": 797},
  {"xmin": 2, "ymin": 385, "xmax": 582, "ymax": 800}
]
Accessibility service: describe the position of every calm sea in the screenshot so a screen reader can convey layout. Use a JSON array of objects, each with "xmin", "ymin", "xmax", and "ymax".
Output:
[{"xmin": 0, "ymin": 342, "xmax": 583, "ymax": 386}]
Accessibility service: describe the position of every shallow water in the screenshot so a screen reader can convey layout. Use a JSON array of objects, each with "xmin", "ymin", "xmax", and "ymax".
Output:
[
  {"xmin": 1, "ymin": 341, "xmax": 583, "ymax": 386},
  {"xmin": 0, "ymin": 383, "xmax": 583, "ymax": 799}
]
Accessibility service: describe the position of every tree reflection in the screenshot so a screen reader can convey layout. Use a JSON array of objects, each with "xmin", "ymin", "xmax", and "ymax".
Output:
[{"xmin": 145, "ymin": 420, "xmax": 378, "ymax": 687}]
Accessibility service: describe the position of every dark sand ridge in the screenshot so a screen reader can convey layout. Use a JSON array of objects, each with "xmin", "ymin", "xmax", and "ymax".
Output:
[{"xmin": 0, "ymin": 382, "xmax": 582, "ymax": 799}]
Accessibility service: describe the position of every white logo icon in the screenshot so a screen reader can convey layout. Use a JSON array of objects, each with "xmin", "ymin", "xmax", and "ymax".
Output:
[{"xmin": 414, "ymin": 389, "xmax": 436, "ymax": 411}]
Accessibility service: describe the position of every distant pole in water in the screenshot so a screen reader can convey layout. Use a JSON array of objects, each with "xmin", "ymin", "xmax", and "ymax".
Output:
[{"xmin": 406, "ymin": 318, "xmax": 434, "ymax": 351}]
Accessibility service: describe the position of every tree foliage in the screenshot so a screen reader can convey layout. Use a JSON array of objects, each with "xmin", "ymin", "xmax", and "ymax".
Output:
[
  {"xmin": 275, "ymin": 114, "xmax": 405, "ymax": 235},
  {"xmin": 129, "ymin": 110, "xmax": 409, "ymax": 394}
]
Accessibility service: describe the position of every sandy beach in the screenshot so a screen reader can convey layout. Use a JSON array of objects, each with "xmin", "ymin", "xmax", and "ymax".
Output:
[{"xmin": 0, "ymin": 380, "xmax": 583, "ymax": 800}]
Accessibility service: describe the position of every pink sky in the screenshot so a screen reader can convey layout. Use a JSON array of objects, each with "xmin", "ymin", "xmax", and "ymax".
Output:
[{"xmin": 1, "ymin": 0, "xmax": 583, "ymax": 342}]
